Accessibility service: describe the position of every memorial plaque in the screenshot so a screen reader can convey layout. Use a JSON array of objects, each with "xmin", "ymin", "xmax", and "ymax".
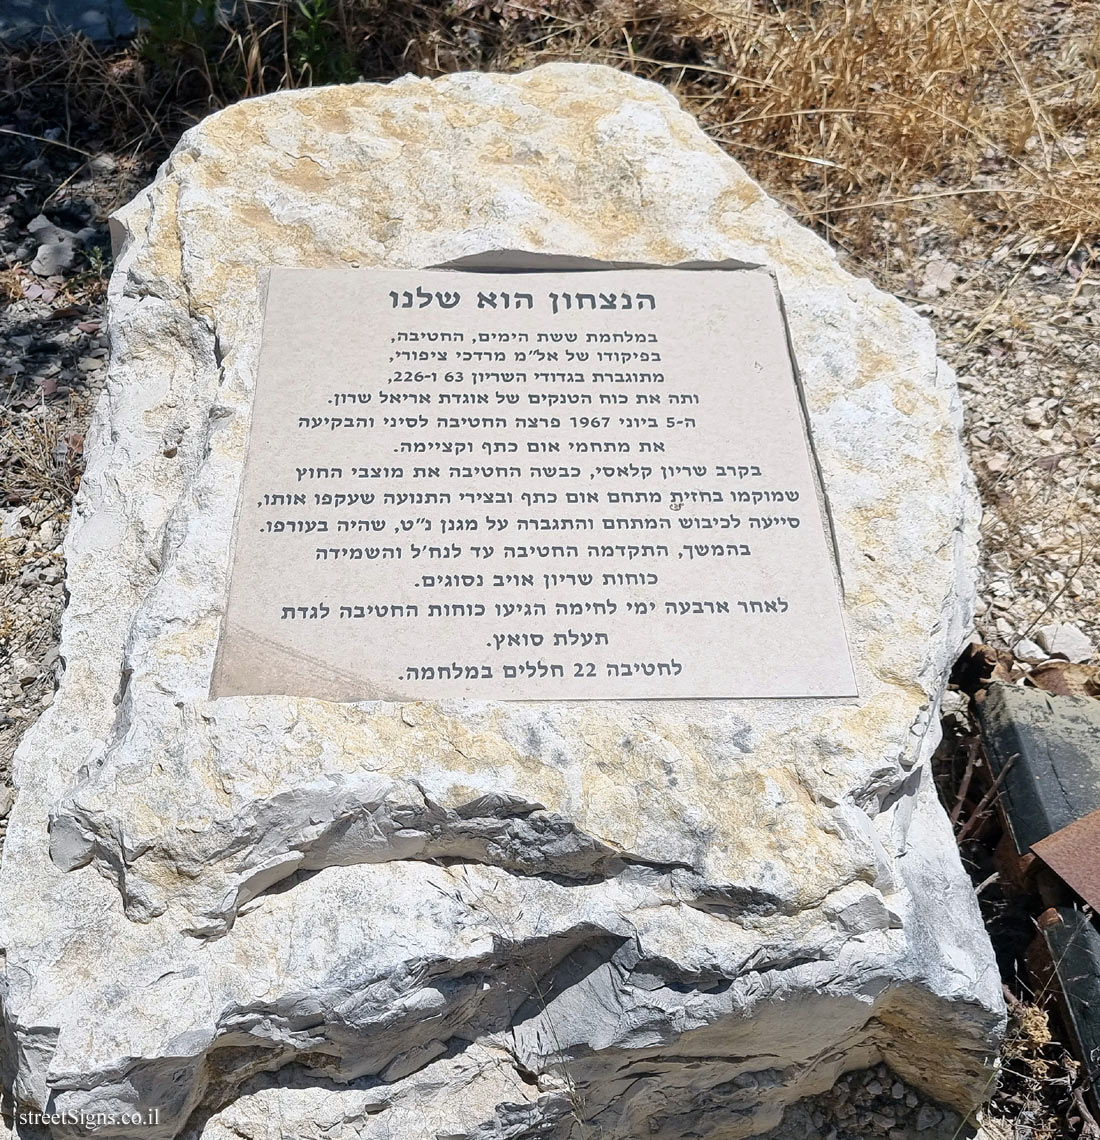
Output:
[{"xmin": 212, "ymin": 261, "xmax": 857, "ymax": 701}]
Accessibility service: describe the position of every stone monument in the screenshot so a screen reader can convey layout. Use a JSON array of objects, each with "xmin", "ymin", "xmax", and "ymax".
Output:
[{"xmin": 0, "ymin": 64, "xmax": 1003, "ymax": 1139}]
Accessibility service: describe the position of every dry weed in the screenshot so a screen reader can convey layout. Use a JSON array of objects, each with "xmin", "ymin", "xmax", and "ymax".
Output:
[
  {"xmin": 546, "ymin": 0, "xmax": 1100, "ymax": 247},
  {"xmin": 0, "ymin": 415, "xmax": 83, "ymax": 507},
  {"xmin": 0, "ymin": 269, "xmax": 24, "ymax": 304},
  {"xmin": 981, "ymin": 985, "xmax": 1099, "ymax": 1139},
  {"xmin": 3, "ymin": 1, "xmax": 1098, "ymax": 246},
  {"xmin": 299, "ymin": 0, "xmax": 1100, "ymax": 248}
]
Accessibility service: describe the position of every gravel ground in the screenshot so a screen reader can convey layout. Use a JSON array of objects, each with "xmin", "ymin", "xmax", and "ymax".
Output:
[
  {"xmin": 908, "ymin": 226, "xmax": 1098, "ymax": 656},
  {"xmin": 834, "ymin": 203, "xmax": 1099, "ymax": 665},
  {"xmin": 756, "ymin": 1064, "xmax": 967, "ymax": 1139}
]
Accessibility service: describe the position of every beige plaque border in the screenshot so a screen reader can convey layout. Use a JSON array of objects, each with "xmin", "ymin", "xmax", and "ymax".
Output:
[{"xmin": 211, "ymin": 252, "xmax": 857, "ymax": 702}]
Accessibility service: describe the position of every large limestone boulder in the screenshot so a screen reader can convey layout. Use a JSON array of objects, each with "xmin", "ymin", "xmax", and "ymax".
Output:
[{"xmin": 0, "ymin": 64, "xmax": 1003, "ymax": 1139}]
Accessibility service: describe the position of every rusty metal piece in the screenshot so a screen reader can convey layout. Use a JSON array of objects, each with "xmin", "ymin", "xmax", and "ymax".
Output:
[
  {"xmin": 1025, "ymin": 659, "xmax": 1100, "ymax": 700},
  {"xmin": 1034, "ymin": 808, "xmax": 1100, "ymax": 914}
]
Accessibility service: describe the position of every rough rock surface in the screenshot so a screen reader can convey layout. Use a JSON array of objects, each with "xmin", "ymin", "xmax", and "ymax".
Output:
[{"xmin": 0, "ymin": 64, "xmax": 1003, "ymax": 1139}]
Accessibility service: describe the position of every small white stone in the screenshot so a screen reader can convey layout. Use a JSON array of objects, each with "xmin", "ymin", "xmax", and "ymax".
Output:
[
  {"xmin": 1013, "ymin": 638, "xmax": 1046, "ymax": 661},
  {"xmin": 0, "ymin": 506, "xmax": 32, "ymax": 539},
  {"xmin": 90, "ymin": 153, "xmax": 119, "ymax": 175},
  {"xmin": 1035, "ymin": 622, "xmax": 1095, "ymax": 662},
  {"xmin": 918, "ymin": 258, "xmax": 960, "ymax": 298},
  {"xmin": 941, "ymin": 689, "xmax": 969, "ymax": 717}
]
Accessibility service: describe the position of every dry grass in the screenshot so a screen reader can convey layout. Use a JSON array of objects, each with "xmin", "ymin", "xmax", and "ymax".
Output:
[
  {"xmin": 0, "ymin": 269, "xmax": 23, "ymax": 305},
  {"xmin": 673, "ymin": 0, "xmax": 1100, "ymax": 245},
  {"xmin": 0, "ymin": 416, "xmax": 83, "ymax": 508},
  {"xmin": 985, "ymin": 991, "xmax": 1092, "ymax": 1140},
  {"xmin": 323, "ymin": 0, "xmax": 1100, "ymax": 250},
  {"xmin": 3, "ymin": 0, "xmax": 1099, "ymax": 250}
]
